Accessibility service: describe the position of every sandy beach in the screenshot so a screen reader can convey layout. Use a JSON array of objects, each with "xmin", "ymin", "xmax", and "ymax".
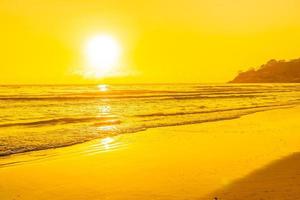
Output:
[{"xmin": 1, "ymin": 106, "xmax": 300, "ymax": 200}]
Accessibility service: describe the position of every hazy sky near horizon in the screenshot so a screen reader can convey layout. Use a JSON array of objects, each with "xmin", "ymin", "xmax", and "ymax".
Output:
[{"xmin": 1, "ymin": 0, "xmax": 300, "ymax": 84}]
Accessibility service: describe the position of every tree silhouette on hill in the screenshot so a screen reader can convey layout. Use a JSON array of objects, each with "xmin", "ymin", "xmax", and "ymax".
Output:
[{"xmin": 230, "ymin": 58, "xmax": 300, "ymax": 83}]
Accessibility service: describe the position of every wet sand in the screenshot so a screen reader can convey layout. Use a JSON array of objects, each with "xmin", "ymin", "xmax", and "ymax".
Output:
[{"xmin": 0, "ymin": 106, "xmax": 300, "ymax": 200}]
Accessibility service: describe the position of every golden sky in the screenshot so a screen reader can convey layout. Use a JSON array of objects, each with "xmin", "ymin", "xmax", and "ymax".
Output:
[{"xmin": 1, "ymin": 0, "xmax": 300, "ymax": 84}]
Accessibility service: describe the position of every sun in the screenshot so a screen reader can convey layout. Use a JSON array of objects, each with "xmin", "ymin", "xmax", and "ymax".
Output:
[{"xmin": 85, "ymin": 35, "xmax": 121, "ymax": 77}]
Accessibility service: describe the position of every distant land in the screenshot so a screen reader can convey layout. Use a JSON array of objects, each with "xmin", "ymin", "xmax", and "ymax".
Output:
[{"xmin": 230, "ymin": 58, "xmax": 300, "ymax": 83}]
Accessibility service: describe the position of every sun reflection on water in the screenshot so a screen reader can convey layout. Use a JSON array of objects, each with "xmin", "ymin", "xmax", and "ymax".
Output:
[
  {"xmin": 93, "ymin": 91, "xmax": 122, "ymax": 152},
  {"xmin": 84, "ymin": 136, "xmax": 124, "ymax": 156},
  {"xmin": 97, "ymin": 125, "xmax": 118, "ymax": 132},
  {"xmin": 100, "ymin": 137, "xmax": 115, "ymax": 150},
  {"xmin": 98, "ymin": 84, "xmax": 108, "ymax": 92},
  {"xmin": 98, "ymin": 105, "xmax": 111, "ymax": 115}
]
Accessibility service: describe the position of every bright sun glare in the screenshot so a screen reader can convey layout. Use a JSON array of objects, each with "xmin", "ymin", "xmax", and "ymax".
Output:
[{"xmin": 85, "ymin": 35, "xmax": 121, "ymax": 77}]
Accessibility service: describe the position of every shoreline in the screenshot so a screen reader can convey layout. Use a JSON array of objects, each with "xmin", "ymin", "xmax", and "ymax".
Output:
[
  {"xmin": 0, "ymin": 103, "xmax": 296, "ymax": 158},
  {"xmin": 1, "ymin": 106, "xmax": 300, "ymax": 199}
]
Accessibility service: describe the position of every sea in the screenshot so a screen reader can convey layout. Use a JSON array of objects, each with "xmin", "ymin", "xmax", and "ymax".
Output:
[{"xmin": 0, "ymin": 83, "xmax": 300, "ymax": 156}]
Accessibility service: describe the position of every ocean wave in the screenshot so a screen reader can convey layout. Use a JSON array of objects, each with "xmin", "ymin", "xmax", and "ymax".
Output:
[
  {"xmin": 0, "ymin": 104, "xmax": 296, "ymax": 158},
  {"xmin": 134, "ymin": 104, "xmax": 280, "ymax": 117},
  {"xmin": 0, "ymin": 116, "xmax": 120, "ymax": 128},
  {"xmin": 0, "ymin": 84, "xmax": 299, "ymax": 158},
  {"xmin": 0, "ymin": 93, "xmax": 269, "ymax": 101}
]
